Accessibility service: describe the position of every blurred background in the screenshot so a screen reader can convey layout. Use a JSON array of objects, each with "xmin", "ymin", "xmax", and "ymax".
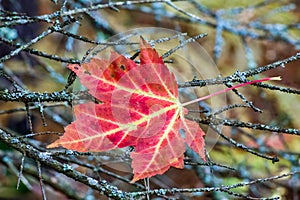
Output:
[{"xmin": 0, "ymin": 0, "xmax": 300, "ymax": 199}]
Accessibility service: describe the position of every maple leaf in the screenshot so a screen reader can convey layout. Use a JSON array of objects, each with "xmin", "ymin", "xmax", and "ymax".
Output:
[
  {"xmin": 47, "ymin": 37, "xmax": 206, "ymax": 182},
  {"xmin": 47, "ymin": 37, "xmax": 280, "ymax": 182}
]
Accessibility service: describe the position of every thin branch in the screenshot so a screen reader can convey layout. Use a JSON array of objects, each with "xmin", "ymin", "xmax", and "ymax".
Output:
[
  {"xmin": 211, "ymin": 103, "xmax": 252, "ymax": 115},
  {"xmin": 16, "ymin": 154, "xmax": 25, "ymax": 190},
  {"xmin": 184, "ymin": 160, "xmax": 235, "ymax": 171},
  {"xmin": 178, "ymin": 52, "xmax": 300, "ymax": 88},
  {"xmin": 37, "ymin": 161, "xmax": 47, "ymax": 200},
  {"xmin": 129, "ymin": 170, "xmax": 299, "ymax": 197},
  {"xmin": 42, "ymin": 0, "xmax": 184, "ymax": 19},
  {"xmin": 57, "ymin": 154, "xmax": 145, "ymax": 189},
  {"xmin": 0, "ymin": 29, "xmax": 53, "ymax": 63},
  {"xmin": 0, "ymin": 90, "xmax": 74, "ymax": 103},
  {"xmin": 243, "ymin": 52, "xmax": 300, "ymax": 78},
  {"xmin": 196, "ymin": 117, "xmax": 300, "ymax": 136},
  {"xmin": 208, "ymin": 123, "xmax": 279, "ymax": 163},
  {"xmin": 224, "ymin": 82, "xmax": 262, "ymax": 112},
  {"xmin": 0, "ymin": 37, "xmax": 81, "ymax": 64},
  {"xmin": 161, "ymin": 33, "xmax": 208, "ymax": 59}
]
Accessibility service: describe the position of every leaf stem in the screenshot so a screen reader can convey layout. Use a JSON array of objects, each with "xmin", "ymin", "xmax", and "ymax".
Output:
[{"xmin": 181, "ymin": 76, "xmax": 281, "ymax": 107}]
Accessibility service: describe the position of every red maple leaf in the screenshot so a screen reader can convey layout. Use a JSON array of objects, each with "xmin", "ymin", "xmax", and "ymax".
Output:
[
  {"xmin": 47, "ymin": 37, "xmax": 280, "ymax": 182},
  {"xmin": 47, "ymin": 38, "xmax": 206, "ymax": 182}
]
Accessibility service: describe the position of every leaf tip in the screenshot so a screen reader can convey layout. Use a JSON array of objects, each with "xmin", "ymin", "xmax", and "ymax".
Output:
[{"xmin": 139, "ymin": 36, "xmax": 150, "ymax": 49}]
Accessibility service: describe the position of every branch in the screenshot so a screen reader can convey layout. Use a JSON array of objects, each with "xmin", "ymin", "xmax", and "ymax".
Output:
[
  {"xmin": 0, "ymin": 90, "xmax": 74, "ymax": 103},
  {"xmin": 129, "ymin": 170, "xmax": 300, "ymax": 197},
  {"xmin": 196, "ymin": 117, "xmax": 300, "ymax": 136},
  {"xmin": 0, "ymin": 128, "xmax": 130, "ymax": 200},
  {"xmin": 179, "ymin": 52, "xmax": 300, "ymax": 88}
]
